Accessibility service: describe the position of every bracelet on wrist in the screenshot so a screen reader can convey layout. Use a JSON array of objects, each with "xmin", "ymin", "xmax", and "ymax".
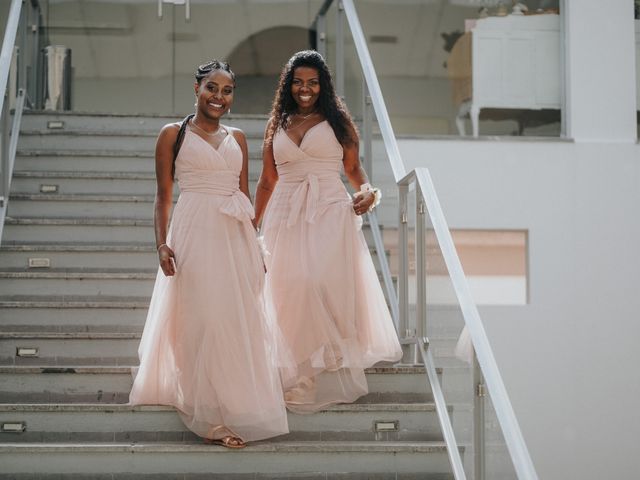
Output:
[
  {"xmin": 357, "ymin": 183, "xmax": 382, "ymax": 212},
  {"xmin": 157, "ymin": 243, "xmax": 167, "ymax": 251}
]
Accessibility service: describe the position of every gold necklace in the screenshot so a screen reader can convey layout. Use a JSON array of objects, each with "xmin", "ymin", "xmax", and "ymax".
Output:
[
  {"xmin": 191, "ymin": 119, "xmax": 226, "ymax": 137},
  {"xmin": 289, "ymin": 111, "xmax": 316, "ymax": 130}
]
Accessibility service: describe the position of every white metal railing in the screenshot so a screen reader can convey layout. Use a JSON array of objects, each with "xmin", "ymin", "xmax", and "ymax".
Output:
[
  {"xmin": 0, "ymin": 0, "xmax": 41, "ymax": 246},
  {"xmin": 314, "ymin": 1, "xmax": 539, "ymax": 479}
]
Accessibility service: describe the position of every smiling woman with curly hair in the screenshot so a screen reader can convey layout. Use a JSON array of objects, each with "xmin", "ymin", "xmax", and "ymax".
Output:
[{"xmin": 254, "ymin": 50, "xmax": 402, "ymax": 413}]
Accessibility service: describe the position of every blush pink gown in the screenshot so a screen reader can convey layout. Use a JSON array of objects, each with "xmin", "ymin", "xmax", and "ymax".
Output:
[
  {"xmin": 261, "ymin": 120, "xmax": 402, "ymax": 413},
  {"xmin": 129, "ymin": 129, "xmax": 290, "ymax": 442}
]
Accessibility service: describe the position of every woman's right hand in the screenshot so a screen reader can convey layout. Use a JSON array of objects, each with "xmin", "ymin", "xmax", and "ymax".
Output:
[{"xmin": 158, "ymin": 244, "xmax": 177, "ymax": 276}]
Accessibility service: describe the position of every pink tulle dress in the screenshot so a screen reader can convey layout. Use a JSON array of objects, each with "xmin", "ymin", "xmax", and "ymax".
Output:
[
  {"xmin": 129, "ymin": 128, "xmax": 291, "ymax": 442},
  {"xmin": 261, "ymin": 120, "xmax": 402, "ymax": 413}
]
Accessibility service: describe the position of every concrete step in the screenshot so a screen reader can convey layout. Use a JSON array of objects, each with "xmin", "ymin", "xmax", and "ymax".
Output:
[
  {"xmin": 0, "ymin": 295, "xmax": 148, "ymax": 331},
  {"xmin": 3, "ymin": 216, "xmax": 386, "ymax": 245},
  {"xmin": 17, "ymin": 131, "xmax": 264, "ymax": 154},
  {"xmin": 7, "ymin": 193, "xmax": 159, "ymax": 219},
  {"xmin": 11, "ymin": 171, "xmax": 260, "ymax": 195},
  {"xmin": 0, "ymin": 332, "xmax": 456, "ymax": 369},
  {"xmin": 21, "ymin": 111, "xmax": 269, "ymax": 136},
  {"xmin": 14, "ymin": 149, "xmax": 264, "ymax": 173},
  {"xmin": 0, "ymin": 241, "xmax": 388, "ymax": 272},
  {"xmin": 0, "ymin": 441, "xmax": 454, "ymax": 478},
  {"xmin": 0, "ymin": 269, "xmax": 156, "ymax": 297},
  {"xmin": 0, "ymin": 402, "xmax": 443, "ymax": 443},
  {"xmin": 3, "ymin": 217, "xmax": 155, "ymax": 243},
  {"xmin": 0, "ymin": 332, "xmax": 141, "ymax": 366},
  {"xmin": 0, "ymin": 365, "xmax": 432, "ymax": 404},
  {"xmin": 0, "ymin": 242, "xmax": 158, "ymax": 270}
]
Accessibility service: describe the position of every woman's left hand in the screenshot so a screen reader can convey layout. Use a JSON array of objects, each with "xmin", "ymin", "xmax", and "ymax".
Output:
[{"xmin": 352, "ymin": 191, "xmax": 375, "ymax": 216}]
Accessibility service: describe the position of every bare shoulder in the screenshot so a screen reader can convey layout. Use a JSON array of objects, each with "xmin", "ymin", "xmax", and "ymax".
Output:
[
  {"xmin": 158, "ymin": 122, "xmax": 181, "ymax": 145},
  {"xmin": 227, "ymin": 125, "xmax": 247, "ymax": 145},
  {"xmin": 266, "ymin": 116, "xmax": 275, "ymax": 129}
]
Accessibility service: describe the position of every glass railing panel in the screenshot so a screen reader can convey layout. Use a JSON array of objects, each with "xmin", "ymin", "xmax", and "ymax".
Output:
[{"xmin": 419, "ymin": 188, "xmax": 519, "ymax": 479}]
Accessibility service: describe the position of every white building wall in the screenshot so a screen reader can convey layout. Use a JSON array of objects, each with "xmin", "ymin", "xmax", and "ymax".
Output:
[{"xmin": 392, "ymin": 1, "xmax": 640, "ymax": 477}]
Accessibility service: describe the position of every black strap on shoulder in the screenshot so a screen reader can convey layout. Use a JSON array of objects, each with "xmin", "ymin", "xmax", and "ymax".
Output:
[{"xmin": 173, "ymin": 113, "xmax": 195, "ymax": 176}]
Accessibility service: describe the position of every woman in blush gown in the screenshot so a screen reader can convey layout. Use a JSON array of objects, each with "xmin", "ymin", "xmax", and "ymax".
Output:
[
  {"xmin": 129, "ymin": 60, "xmax": 291, "ymax": 448},
  {"xmin": 254, "ymin": 51, "xmax": 402, "ymax": 413}
]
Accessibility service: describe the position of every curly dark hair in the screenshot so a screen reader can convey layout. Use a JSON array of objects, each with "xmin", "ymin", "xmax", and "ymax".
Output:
[
  {"xmin": 195, "ymin": 60, "xmax": 235, "ymax": 85},
  {"xmin": 265, "ymin": 50, "xmax": 358, "ymax": 147}
]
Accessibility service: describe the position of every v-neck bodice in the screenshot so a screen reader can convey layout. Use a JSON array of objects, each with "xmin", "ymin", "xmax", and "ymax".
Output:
[
  {"xmin": 175, "ymin": 129, "xmax": 243, "ymax": 196},
  {"xmin": 270, "ymin": 119, "xmax": 352, "ymax": 228},
  {"xmin": 273, "ymin": 120, "xmax": 344, "ymax": 180}
]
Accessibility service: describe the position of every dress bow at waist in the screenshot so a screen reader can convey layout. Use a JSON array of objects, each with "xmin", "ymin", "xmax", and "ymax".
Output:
[
  {"xmin": 220, "ymin": 190, "xmax": 255, "ymax": 222},
  {"xmin": 178, "ymin": 169, "xmax": 254, "ymax": 221},
  {"xmin": 287, "ymin": 173, "xmax": 320, "ymax": 227}
]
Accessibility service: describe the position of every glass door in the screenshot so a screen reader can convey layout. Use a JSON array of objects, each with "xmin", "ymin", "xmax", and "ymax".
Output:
[
  {"xmin": 41, "ymin": 0, "xmax": 319, "ymax": 115},
  {"xmin": 43, "ymin": 0, "xmax": 180, "ymax": 114}
]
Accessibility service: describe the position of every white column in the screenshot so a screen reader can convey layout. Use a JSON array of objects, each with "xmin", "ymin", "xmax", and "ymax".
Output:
[{"xmin": 564, "ymin": 0, "xmax": 637, "ymax": 142}]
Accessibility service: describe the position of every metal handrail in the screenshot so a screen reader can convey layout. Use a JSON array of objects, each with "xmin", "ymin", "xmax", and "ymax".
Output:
[
  {"xmin": 1, "ymin": 0, "xmax": 37, "ymax": 246},
  {"xmin": 400, "ymin": 167, "xmax": 539, "ymax": 480},
  {"xmin": 0, "ymin": 0, "xmax": 23, "ymax": 114},
  {"xmin": 314, "ymin": 1, "xmax": 539, "ymax": 478}
]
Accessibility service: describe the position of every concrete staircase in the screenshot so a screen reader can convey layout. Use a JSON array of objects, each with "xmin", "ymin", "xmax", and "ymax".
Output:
[{"xmin": 0, "ymin": 112, "xmax": 456, "ymax": 479}]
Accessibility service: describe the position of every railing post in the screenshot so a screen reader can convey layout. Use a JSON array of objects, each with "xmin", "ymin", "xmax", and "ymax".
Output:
[
  {"xmin": 473, "ymin": 350, "xmax": 486, "ymax": 480},
  {"xmin": 335, "ymin": 0, "xmax": 345, "ymax": 98},
  {"xmin": 316, "ymin": 12, "xmax": 327, "ymax": 59},
  {"xmin": 414, "ymin": 184, "xmax": 426, "ymax": 365},
  {"xmin": 398, "ymin": 183, "xmax": 410, "ymax": 361},
  {"xmin": 1, "ymin": 92, "xmax": 9, "ymax": 203},
  {"xmin": 19, "ymin": 1, "xmax": 27, "ymax": 94},
  {"xmin": 29, "ymin": 1, "xmax": 40, "ymax": 106},
  {"xmin": 362, "ymin": 78, "xmax": 373, "ymax": 181}
]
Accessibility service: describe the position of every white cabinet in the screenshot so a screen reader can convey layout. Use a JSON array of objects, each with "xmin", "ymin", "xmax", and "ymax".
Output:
[{"xmin": 458, "ymin": 14, "xmax": 561, "ymax": 136}]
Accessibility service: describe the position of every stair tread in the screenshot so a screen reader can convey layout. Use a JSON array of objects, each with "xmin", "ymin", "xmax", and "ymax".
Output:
[
  {"xmin": 20, "ymin": 129, "xmax": 265, "ymax": 139},
  {"xmin": 0, "ymin": 402, "xmax": 436, "ymax": 413},
  {"xmin": 0, "ymin": 332, "xmax": 141, "ymax": 340},
  {"xmin": 0, "ymin": 294, "xmax": 149, "ymax": 307},
  {"xmin": 0, "ymin": 365, "xmax": 427, "ymax": 374},
  {"xmin": 12, "ymin": 170, "xmax": 260, "ymax": 180},
  {"xmin": 22, "ymin": 111, "xmax": 269, "ymax": 119},
  {"xmin": 14, "ymin": 171, "xmax": 156, "ymax": 179},
  {"xmin": 5, "ymin": 216, "xmax": 155, "ymax": 225},
  {"xmin": 0, "ymin": 440, "xmax": 448, "ymax": 453},
  {"xmin": 1, "ymin": 241, "xmax": 156, "ymax": 251},
  {"xmin": 0, "ymin": 268, "xmax": 156, "ymax": 278},
  {"xmin": 16, "ymin": 149, "xmax": 263, "ymax": 159},
  {"xmin": 10, "ymin": 193, "xmax": 157, "ymax": 201},
  {"xmin": 17, "ymin": 149, "xmax": 155, "ymax": 158}
]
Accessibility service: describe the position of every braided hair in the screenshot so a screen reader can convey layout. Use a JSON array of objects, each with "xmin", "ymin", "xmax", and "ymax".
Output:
[
  {"xmin": 195, "ymin": 59, "xmax": 236, "ymax": 85},
  {"xmin": 265, "ymin": 50, "xmax": 358, "ymax": 147}
]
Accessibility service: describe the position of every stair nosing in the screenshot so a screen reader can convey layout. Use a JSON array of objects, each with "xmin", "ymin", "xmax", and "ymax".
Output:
[
  {"xmin": 0, "ymin": 332, "xmax": 141, "ymax": 340},
  {"xmin": 0, "ymin": 441, "xmax": 448, "ymax": 454},
  {"xmin": 0, "ymin": 365, "xmax": 427, "ymax": 375},
  {"xmin": 0, "ymin": 242, "xmax": 156, "ymax": 252},
  {"xmin": 10, "ymin": 193, "xmax": 157, "ymax": 202},
  {"xmin": 0, "ymin": 402, "xmax": 437, "ymax": 413},
  {"xmin": 5, "ymin": 217, "xmax": 154, "ymax": 226}
]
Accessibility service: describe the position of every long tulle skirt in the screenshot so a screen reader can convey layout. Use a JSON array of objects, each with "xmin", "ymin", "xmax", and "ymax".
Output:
[
  {"xmin": 262, "ymin": 182, "xmax": 402, "ymax": 413},
  {"xmin": 129, "ymin": 192, "xmax": 292, "ymax": 441}
]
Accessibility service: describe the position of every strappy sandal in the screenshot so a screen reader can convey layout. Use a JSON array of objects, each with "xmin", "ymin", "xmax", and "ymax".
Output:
[
  {"xmin": 204, "ymin": 435, "xmax": 246, "ymax": 449},
  {"xmin": 284, "ymin": 376, "xmax": 316, "ymax": 404}
]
